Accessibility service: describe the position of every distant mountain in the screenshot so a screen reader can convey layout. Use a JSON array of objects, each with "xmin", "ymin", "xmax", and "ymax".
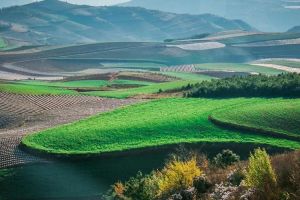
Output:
[
  {"xmin": 120, "ymin": 0, "xmax": 300, "ymax": 32},
  {"xmin": 0, "ymin": 0, "xmax": 254, "ymax": 45},
  {"xmin": 287, "ymin": 26, "xmax": 300, "ymax": 33}
]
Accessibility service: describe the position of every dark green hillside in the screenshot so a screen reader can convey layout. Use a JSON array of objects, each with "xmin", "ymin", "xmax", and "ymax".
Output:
[{"xmin": 185, "ymin": 73, "xmax": 300, "ymax": 98}]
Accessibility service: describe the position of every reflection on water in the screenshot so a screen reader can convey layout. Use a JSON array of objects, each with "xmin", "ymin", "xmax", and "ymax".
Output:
[{"xmin": 0, "ymin": 143, "xmax": 289, "ymax": 200}]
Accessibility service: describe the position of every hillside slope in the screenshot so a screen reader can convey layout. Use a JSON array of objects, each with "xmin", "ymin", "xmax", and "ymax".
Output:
[
  {"xmin": 0, "ymin": 0, "xmax": 254, "ymax": 45},
  {"xmin": 120, "ymin": 0, "xmax": 300, "ymax": 32},
  {"xmin": 288, "ymin": 26, "xmax": 300, "ymax": 33}
]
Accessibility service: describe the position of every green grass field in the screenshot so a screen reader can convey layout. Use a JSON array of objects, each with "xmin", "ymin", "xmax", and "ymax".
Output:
[
  {"xmin": 211, "ymin": 100, "xmax": 300, "ymax": 139},
  {"xmin": 22, "ymin": 98, "xmax": 300, "ymax": 155},
  {"xmin": 195, "ymin": 63, "xmax": 283, "ymax": 74},
  {"xmin": 83, "ymin": 80, "xmax": 198, "ymax": 98},
  {"xmin": 0, "ymin": 83, "xmax": 77, "ymax": 95}
]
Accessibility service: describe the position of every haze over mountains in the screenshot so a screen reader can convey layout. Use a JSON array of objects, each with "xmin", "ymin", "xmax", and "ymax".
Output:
[
  {"xmin": 0, "ymin": 0, "xmax": 254, "ymax": 45},
  {"xmin": 120, "ymin": 0, "xmax": 300, "ymax": 32}
]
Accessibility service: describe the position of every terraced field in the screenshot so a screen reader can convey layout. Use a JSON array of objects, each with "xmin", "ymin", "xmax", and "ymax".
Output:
[
  {"xmin": 195, "ymin": 63, "xmax": 283, "ymax": 75},
  {"xmin": 22, "ymin": 98, "xmax": 300, "ymax": 156},
  {"xmin": 18, "ymin": 79, "xmax": 154, "ymax": 88}
]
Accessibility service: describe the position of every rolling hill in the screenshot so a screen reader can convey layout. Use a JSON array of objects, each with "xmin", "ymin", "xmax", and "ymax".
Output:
[
  {"xmin": 120, "ymin": 0, "xmax": 300, "ymax": 32},
  {"xmin": 0, "ymin": 0, "xmax": 254, "ymax": 45},
  {"xmin": 288, "ymin": 26, "xmax": 300, "ymax": 33}
]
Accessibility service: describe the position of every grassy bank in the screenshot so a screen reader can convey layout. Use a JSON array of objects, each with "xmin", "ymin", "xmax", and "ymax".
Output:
[{"xmin": 22, "ymin": 98, "xmax": 300, "ymax": 155}]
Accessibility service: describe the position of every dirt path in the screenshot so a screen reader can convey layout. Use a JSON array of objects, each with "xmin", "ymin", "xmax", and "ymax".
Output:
[
  {"xmin": 0, "ymin": 95, "xmax": 141, "ymax": 168},
  {"xmin": 251, "ymin": 63, "xmax": 300, "ymax": 73}
]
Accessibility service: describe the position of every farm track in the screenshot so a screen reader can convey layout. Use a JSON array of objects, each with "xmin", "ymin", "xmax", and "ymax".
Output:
[{"xmin": 0, "ymin": 93, "xmax": 140, "ymax": 168}]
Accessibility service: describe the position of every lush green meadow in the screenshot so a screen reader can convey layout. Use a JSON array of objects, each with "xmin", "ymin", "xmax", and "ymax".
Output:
[
  {"xmin": 211, "ymin": 100, "xmax": 300, "ymax": 139},
  {"xmin": 195, "ymin": 63, "xmax": 283, "ymax": 74},
  {"xmin": 22, "ymin": 98, "xmax": 300, "ymax": 155}
]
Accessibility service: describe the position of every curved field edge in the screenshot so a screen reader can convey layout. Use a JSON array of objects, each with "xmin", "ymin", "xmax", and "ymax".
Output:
[
  {"xmin": 21, "ymin": 98, "xmax": 300, "ymax": 156},
  {"xmin": 20, "ymin": 141, "xmax": 292, "ymax": 159},
  {"xmin": 208, "ymin": 116, "xmax": 300, "ymax": 142},
  {"xmin": 209, "ymin": 100, "xmax": 300, "ymax": 140}
]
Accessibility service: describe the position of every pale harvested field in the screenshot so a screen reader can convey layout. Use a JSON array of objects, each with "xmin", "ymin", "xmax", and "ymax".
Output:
[{"xmin": 168, "ymin": 42, "xmax": 225, "ymax": 51}]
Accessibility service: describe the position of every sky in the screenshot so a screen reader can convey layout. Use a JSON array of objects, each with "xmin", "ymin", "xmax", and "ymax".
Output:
[{"xmin": 0, "ymin": 0, "xmax": 131, "ymax": 8}]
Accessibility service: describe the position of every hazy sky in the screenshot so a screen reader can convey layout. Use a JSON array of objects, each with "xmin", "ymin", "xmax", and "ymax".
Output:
[{"xmin": 0, "ymin": 0, "xmax": 131, "ymax": 8}]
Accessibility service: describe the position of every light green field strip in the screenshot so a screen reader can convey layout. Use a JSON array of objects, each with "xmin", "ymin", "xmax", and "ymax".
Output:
[
  {"xmin": 18, "ymin": 79, "xmax": 154, "ymax": 88},
  {"xmin": 0, "ymin": 83, "xmax": 77, "ymax": 95},
  {"xmin": 195, "ymin": 63, "xmax": 284, "ymax": 75}
]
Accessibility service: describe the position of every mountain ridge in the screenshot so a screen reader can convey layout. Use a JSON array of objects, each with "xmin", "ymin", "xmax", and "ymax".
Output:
[
  {"xmin": 120, "ymin": 0, "xmax": 300, "ymax": 32},
  {"xmin": 0, "ymin": 0, "xmax": 254, "ymax": 45}
]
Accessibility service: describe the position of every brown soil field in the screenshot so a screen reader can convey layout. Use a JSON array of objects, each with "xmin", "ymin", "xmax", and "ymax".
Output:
[{"xmin": 0, "ymin": 93, "xmax": 140, "ymax": 168}]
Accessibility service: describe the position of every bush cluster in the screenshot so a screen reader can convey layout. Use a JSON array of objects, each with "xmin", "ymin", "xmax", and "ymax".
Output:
[
  {"xmin": 184, "ymin": 73, "xmax": 300, "ymax": 98},
  {"xmin": 106, "ymin": 148, "xmax": 300, "ymax": 200}
]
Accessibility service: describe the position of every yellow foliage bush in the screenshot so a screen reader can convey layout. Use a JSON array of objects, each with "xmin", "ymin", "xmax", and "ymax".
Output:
[
  {"xmin": 157, "ymin": 157, "xmax": 202, "ymax": 196},
  {"xmin": 113, "ymin": 182, "xmax": 125, "ymax": 199},
  {"xmin": 244, "ymin": 148, "xmax": 277, "ymax": 199}
]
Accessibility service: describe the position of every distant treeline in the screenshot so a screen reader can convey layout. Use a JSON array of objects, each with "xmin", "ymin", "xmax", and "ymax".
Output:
[{"xmin": 184, "ymin": 73, "xmax": 300, "ymax": 98}]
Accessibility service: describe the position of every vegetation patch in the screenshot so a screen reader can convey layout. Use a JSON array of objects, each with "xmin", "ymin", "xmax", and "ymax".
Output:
[
  {"xmin": 185, "ymin": 73, "xmax": 300, "ymax": 98},
  {"xmin": 107, "ymin": 148, "xmax": 300, "ymax": 200},
  {"xmin": 18, "ymin": 79, "xmax": 153, "ymax": 88},
  {"xmin": 22, "ymin": 98, "xmax": 300, "ymax": 156}
]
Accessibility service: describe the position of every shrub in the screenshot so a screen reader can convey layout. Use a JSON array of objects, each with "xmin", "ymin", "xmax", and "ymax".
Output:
[
  {"xmin": 227, "ymin": 168, "xmax": 245, "ymax": 186},
  {"xmin": 212, "ymin": 149, "xmax": 240, "ymax": 168},
  {"xmin": 272, "ymin": 150, "xmax": 300, "ymax": 199},
  {"xmin": 209, "ymin": 183, "xmax": 238, "ymax": 200},
  {"xmin": 193, "ymin": 176, "xmax": 212, "ymax": 194},
  {"xmin": 158, "ymin": 157, "xmax": 202, "ymax": 197},
  {"xmin": 111, "ymin": 171, "xmax": 159, "ymax": 200},
  {"xmin": 112, "ymin": 182, "xmax": 126, "ymax": 200},
  {"xmin": 244, "ymin": 148, "xmax": 277, "ymax": 199}
]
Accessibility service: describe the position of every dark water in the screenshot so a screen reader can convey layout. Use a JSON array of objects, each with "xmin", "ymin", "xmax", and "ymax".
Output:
[{"xmin": 0, "ymin": 143, "xmax": 289, "ymax": 200}]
